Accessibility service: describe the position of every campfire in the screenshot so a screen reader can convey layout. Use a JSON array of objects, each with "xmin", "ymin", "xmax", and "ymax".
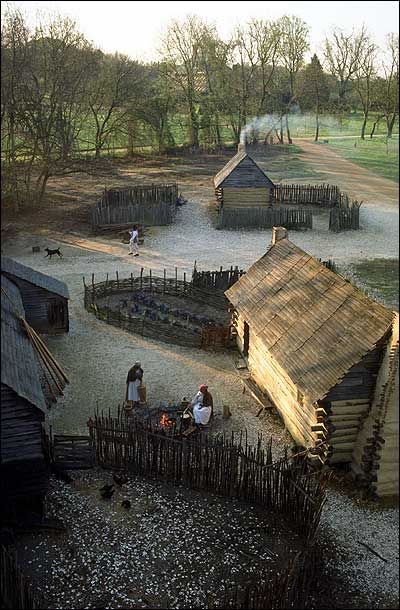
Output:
[{"xmin": 160, "ymin": 413, "xmax": 175, "ymax": 428}]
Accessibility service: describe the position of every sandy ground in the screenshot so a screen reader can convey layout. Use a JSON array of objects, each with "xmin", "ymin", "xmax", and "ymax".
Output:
[{"xmin": 2, "ymin": 144, "xmax": 399, "ymax": 608}]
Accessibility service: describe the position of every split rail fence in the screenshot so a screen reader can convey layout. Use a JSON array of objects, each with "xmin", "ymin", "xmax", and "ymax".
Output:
[{"xmin": 91, "ymin": 183, "xmax": 178, "ymax": 232}]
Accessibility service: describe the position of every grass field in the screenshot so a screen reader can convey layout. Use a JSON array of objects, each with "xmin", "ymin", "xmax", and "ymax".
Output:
[
  {"xmin": 347, "ymin": 259, "xmax": 399, "ymax": 310},
  {"xmin": 324, "ymin": 136, "xmax": 399, "ymax": 182}
]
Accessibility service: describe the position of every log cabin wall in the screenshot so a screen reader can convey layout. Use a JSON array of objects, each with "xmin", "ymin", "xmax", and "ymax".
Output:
[
  {"xmin": 235, "ymin": 313, "xmax": 318, "ymax": 448},
  {"xmin": 5, "ymin": 277, "xmax": 69, "ymax": 334},
  {"xmin": 351, "ymin": 315, "xmax": 399, "ymax": 497},
  {"xmin": 222, "ymin": 187, "xmax": 272, "ymax": 207},
  {"xmin": 0, "ymin": 384, "xmax": 49, "ymax": 509}
]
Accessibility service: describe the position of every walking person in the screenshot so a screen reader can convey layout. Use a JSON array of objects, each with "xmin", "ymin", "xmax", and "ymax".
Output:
[
  {"xmin": 128, "ymin": 225, "xmax": 139, "ymax": 256},
  {"xmin": 125, "ymin": 361, "xmax": 144, "ymax": 408}
]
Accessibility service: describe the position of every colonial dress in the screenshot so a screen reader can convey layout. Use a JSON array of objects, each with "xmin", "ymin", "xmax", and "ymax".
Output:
[{"xmin": 126, "ymin": 366, "xmax": 143, "ymax": 404}]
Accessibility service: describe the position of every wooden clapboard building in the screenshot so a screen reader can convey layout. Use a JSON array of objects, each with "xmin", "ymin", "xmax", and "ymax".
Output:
[
  {"xmin": 225, "ymin": 227, "xmax": 396, "ymax": 478},
  {"xmin": 214, "ymin": 145, "xmax": 275, "ymax": 211},
  {"xmin": 1, "ymin": 256, "xmax": 69, "ymax": 334},
  {"xmin": 1, "ymin": 276, "xmax": 50, "ymax": 517}
]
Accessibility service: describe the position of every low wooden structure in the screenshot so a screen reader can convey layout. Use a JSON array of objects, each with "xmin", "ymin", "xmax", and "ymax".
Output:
[
  {"xmin": 225, "ymin": 227, "xmax": 396, "ymax": 474},
  {"xmin": 91, "ymin": 183, "xmax": 178, "ymax": 232},
  {"xmin": 88, "ymin": 410, "xmax": 326, "ymax": 536},
  {"xmin": 1, "ymin": 256, "xmax": 69, "ymax": 334},
  {"xmin": 1, "ymin": 276, "xmax": 49, "ymax": 518},
  {"xmin": 83, "ymin": 267, "xmax": 237, "ymax": 351}
]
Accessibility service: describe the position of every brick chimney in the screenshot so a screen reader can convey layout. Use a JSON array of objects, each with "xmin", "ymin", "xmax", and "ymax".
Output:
[
  {"xmin": 271, "ymin": 226, "xmax": 288, "ymax": 245},
  {"xmin": 237, "ymin": 142, "xmax": 246, "ymax": 153}
]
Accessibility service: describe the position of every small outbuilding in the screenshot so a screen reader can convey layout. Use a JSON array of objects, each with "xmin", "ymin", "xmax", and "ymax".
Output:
[
  {"xmin": 1, "ymin": 276, "xmax": 50, "ymax": 517},
  {"xmin": 1, "ymin": 256, "xmax": 69, "ymax": 334},
  {"xmin": 214, "ymin": 145, "xmax": 275, "ymax": 210},
  {"xmin": 225, "ymin": 227, "xmax": 397, "ymax": 494}
]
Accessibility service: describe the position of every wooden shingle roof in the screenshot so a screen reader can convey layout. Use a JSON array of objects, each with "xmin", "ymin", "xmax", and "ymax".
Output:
[
  {"xmin": 225, "ymin": 238, "xmax": 394, "ymax": 403},
  {"xmin": 1, "ymin": 276, "xmax": 46, "ymax": 412},
  {"xmin": 1, "ymin": 256, "xmax": 69, "ymax": 299},
  {"xmin": 214, "ymin": 151, "xmax": 275, "ymax": 188}
]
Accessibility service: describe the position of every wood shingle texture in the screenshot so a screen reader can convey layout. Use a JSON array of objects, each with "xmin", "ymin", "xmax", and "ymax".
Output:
[
  {"xmin": 225, "ymin": 237, "xmax": 394, "ymax": 405},
  {"xmin": 214, "ymin": 150, "xmax": 275, "ymax": 189}
]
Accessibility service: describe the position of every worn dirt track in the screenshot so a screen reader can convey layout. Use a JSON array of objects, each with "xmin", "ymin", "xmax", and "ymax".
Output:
[{"xmin": 296, "ymin": 138, "xmax": 399, "ymax": 207}]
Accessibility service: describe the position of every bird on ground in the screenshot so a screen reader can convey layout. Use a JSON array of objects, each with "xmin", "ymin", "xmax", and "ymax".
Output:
[
  {"xmin": 121, "ymin": 499, "xmax": 131, "ymax": 509},
  {"xmin": 113, "ymin": 473, "xmax": 128, "ymax": 486},
  {"xmin": 100, "ymin": 486, "xmax": 115, "ymax": 499}
]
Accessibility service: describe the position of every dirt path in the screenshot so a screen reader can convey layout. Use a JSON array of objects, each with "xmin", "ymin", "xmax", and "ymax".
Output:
[{"xmin": 296, "ymin": 139, "xmax": 398, "ymax": 207}]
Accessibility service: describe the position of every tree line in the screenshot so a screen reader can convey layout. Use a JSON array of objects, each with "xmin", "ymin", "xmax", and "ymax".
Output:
[{"xmin": 1, "ymin": 7, "xmax": 398, "ymax": 208}]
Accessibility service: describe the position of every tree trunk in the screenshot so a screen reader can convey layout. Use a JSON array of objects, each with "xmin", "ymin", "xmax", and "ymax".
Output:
[
  {"xmin": 285, "ymin": 114, "xmax": 292, "ymax": 144},
  {"xmin": 386, "ymin": 113, "xmax": 397, "ymax": 138},
  {"xmin": 360, "ymin": 113, "xmax": 368, "ymax": 140},
  {"xmin": 315, "ymin": 107, "xmax": 320, "ymax": 142},
  {"xmin": 370, "ymin": 118, "xmax": 380, "ymax": 139}
]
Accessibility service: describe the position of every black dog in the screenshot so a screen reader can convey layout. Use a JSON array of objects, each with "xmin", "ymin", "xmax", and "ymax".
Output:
[{"xmin": 45, "ymin": 247, "xmax": 63, "ymax": 259}]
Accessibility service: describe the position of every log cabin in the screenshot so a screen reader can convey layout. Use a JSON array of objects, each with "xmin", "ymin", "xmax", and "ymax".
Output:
[
  {"xmin": 214, "ymin": 144, "xmax": 275, "ymax": 211},
  {"xmin": 1, "ymin": 276, "xmax": 50, "ymax": 518},
  {"xmin": 225, "ymin": 227, "xmax": 397, "ymax": 495},
  {"xmin": 1, "ymin": 256, "xmax": 69, "ymax": 334}
]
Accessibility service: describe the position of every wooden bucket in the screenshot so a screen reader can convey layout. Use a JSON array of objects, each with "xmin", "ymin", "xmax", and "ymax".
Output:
[{"xmin": 138, "ymin": 384, "xmax": 147, "ymax": 403}]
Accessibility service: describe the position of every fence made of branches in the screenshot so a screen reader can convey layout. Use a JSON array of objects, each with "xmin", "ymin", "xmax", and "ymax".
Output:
[
  {"xmin": 91, "ymin": 183, "xmax": 178, "ymax": 231},
  {"xmin": 213, "ymin": 544, "xmax": 318, "ymax": 609},
  {"xmin": 83, "ymin": 268, "xmax": 237, "ymax": 349},
  {"xmin": 0, "ymin": 546, "xmax": 42, "ymax": 609},
  {"xmin": 88, "ymin": 412, "xmax": 326, "ymax": 539},
  {"xmin": 273, "ymin": 183, "xmax": 341, "ymax": 207},
  {"xmin": 329, "ymin": 200, "xmax": 362, "ymax": 232},
  {"xmin": 219, "ymin": 206, "xmax": 313, "ymax": 229},
  {"xmin": 192, "ymin": 264, "xmax": 245, "ymax": 291}
]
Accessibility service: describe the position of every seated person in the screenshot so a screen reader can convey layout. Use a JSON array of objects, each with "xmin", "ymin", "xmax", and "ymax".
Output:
[{"xmin": 190, "ymin": 384, "xmax": 213, "ymax": 426}]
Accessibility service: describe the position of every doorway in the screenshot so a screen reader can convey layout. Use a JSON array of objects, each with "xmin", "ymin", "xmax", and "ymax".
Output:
[{"xmin": 243, "ymin": 321, "xmax": 250, "ymax": 358}]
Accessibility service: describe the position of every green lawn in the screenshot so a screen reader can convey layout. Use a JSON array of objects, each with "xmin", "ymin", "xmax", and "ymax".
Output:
[
  {"xmin": 345, "ymin": 259, "xmax": 399, "ymax": 310},
  {"xmin": 290, "ymin": 111, "xmax": 399, "ymax": 138},
  {"xmin": 324, "ymin": 136, "xmax": 399, "ymax": 182}
]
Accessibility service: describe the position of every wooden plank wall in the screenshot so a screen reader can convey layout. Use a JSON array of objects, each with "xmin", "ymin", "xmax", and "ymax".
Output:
[
  {"xmin": 219, "ymin": 206, "xmax": 313, "ymax": 229},
  {"xmin": 223, "ymin": 187, "xmax": 271, "ymax": 207},
  {"xmin": 235, "ymin": 314, "xmax": 319, "ymax": 448},
  {"xmin": 8, "ymin": 277, "xmax": 69, "ymax": 335}
]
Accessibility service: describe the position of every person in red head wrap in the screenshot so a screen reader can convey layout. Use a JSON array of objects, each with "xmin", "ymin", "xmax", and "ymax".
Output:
[{"xmin": 190, "ymin": 384, "xmax": 214, "ymax": 425}]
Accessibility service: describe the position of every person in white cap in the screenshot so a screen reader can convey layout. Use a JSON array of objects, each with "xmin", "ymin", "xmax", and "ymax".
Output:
[
  {"xmin": 125, "ymin": 361, "xmax": 143, "ymax": 406},
  {"xmin": 190, "ymin": 384, "xmax": 213, "ymax": 426}
]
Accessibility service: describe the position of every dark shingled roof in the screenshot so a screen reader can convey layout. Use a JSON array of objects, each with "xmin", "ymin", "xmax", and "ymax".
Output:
[
  {"xmin": 1, "ymin": 256, "xmax": 69, "ymax": 299},
  {"xmin": 225, "ymin": 238, "xmax": 394, "ymax": 403},
  {"xmin": 1, "ymin": 276, "xmax": 46, "ymax": 412},
  {"xmin": 214, "ymin": 151, "xmax": 275, "ymax": 188}
]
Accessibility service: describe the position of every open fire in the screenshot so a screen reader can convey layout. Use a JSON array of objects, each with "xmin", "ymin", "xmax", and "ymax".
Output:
[{"xmin": 160, "ymin": 413, "xmax": 175, "ymax": 428}]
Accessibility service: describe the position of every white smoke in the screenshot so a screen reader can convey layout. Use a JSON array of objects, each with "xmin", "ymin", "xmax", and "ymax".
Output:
[{"xmin": 239, "ymin": 111, "xmax": 347, "ymax": 145}]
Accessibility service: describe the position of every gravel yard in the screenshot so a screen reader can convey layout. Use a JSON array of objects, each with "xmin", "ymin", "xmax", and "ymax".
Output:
[
  {"xmin": 15, "ymin": 471, "xmax": 307, "ymax": 609},
  {"xmin": 2, "ymin": 148, "xmax": 399, "ymax": 608}
]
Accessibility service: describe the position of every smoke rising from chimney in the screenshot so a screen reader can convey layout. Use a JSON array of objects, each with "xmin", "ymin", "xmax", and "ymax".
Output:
[{"xmin": 239, "ymin": 111, "xmax": 344, "ymax": 146}]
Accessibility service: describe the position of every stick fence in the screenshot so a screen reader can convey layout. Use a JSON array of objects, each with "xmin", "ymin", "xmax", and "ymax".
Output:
[{"xmin": 91, "ymin": 183, "xmax": 178, "ymax": 231}]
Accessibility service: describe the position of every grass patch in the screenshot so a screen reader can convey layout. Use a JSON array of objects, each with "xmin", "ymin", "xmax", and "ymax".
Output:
[
  {"xmin": 345, "ymin": 259, "xmax": 399, "ymax": 310},
  {"xmin": 258, "ymin": 144, "xmax": 324, "ymax": 182},
  {"xmin": 324, "ymin": 137, "xmax": 399, "ymax": 182}
]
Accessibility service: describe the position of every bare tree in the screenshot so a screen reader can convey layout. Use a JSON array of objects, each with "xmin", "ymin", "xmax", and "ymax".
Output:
[
  {"xmin": 324, "ymin": 25, "xmax": 369, "ymax": 112},
  {"xmin": 379, "ymin": 33, "xmax": 399, "ymax": 138},
  {"xmin": 299, "ymin": 54, "xmax": 330, "ymax": 141},
  {"xmin": 161, "ymin": 15, "xmax": 214, "ymax": 148},
  {"xmin": 276, "ymin": 15, "xmax": 310, "ymax": 143},
  {"xmin": 88, "ymin": 53, "xmax": 143, "ymax": 157},
  {"xmin": 354, "ymin": 31, "xmax": 377, "ymax": 139}
]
